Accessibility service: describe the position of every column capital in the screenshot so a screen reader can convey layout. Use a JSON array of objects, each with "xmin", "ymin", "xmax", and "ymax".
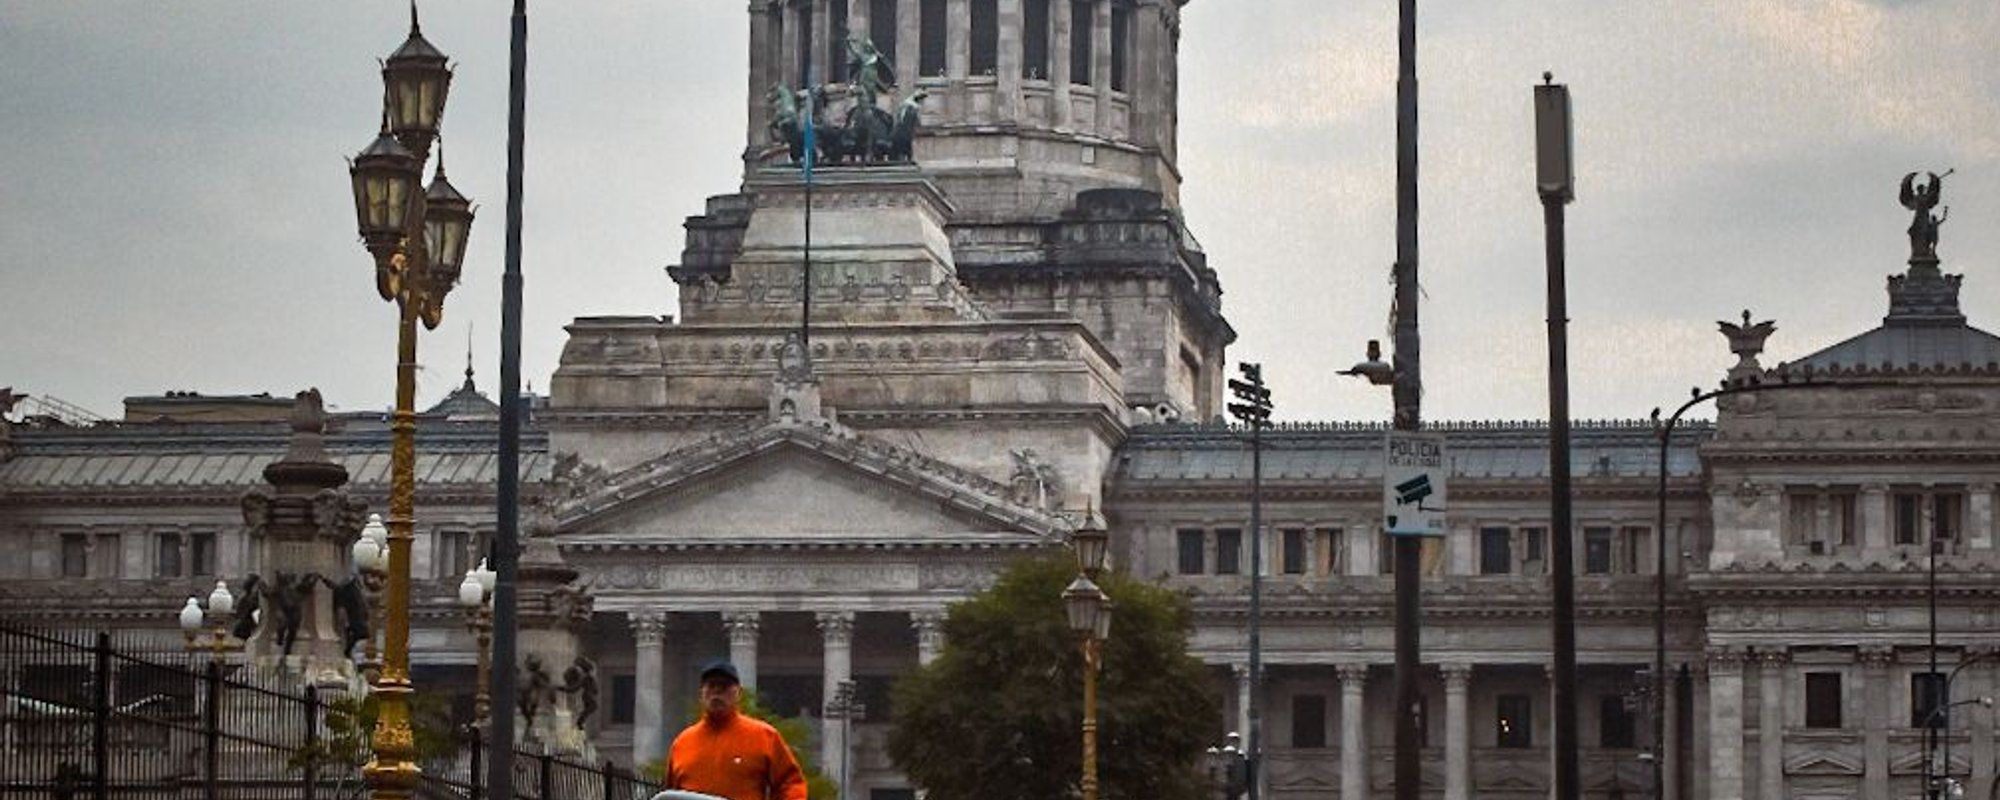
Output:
[
  {"xmin": 910, "ymin": 609, "xmax": 947, "ymax": 630},
  {"xmin": 1857, "ymin": 646, "xmax": 1896, "ymax": 669},
  {"xmin": 1230, "ymin": 661, "xmax": 1250, "ymax": 682},
  {"xmin": 723, "ymin": 611, "xmax": 761, "ymax": 642},
  {"xmin": 1755, "ymin": 648, "xmax": 1790, "ymax": 669},
  {"xmin": 1336, "ymin": 662, "xmax": 1370, "ymax": 684},
  {"xmin": 816, "ymin": 610, "xmax": 856, "ymax": 641},
  {"xmin": 630, "ymin": 611, "xmax": 667, "ymax": 644},
  {"xmin": 1705, "ymin": 646, "xmax": 1747, "ymax": 672},
  {"xmin": 1440, "ymin": 662, "xmax": 1473, "ymax": 688}
]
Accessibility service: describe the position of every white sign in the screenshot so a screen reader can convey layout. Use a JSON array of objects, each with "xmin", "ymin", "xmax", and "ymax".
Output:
[{"xmin": 1383, "ymin": 431, "xmax": 1448, "ymax": 537}]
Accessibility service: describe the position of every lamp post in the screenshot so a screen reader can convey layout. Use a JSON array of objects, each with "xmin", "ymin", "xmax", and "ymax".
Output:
[
  {"xmin": 1925, "ymin": 693, "xmax": 1997, "ymax": 800},
  {"xmin": 457, "ymin": 558, "xmax": 497, "ymax": 727},
  {"xmin": 1066, "ymin": 517, "xmax": 1112, "ymax": 800},
  {"xmin": 352, "ymin": 513, "xmax": 390, "ymax": 682},
  {"xmin": 178, "ymin": 580, "xmax": 240, "ymax": 655},
  {"xmin": 1226, "ymin": 362, "xmax": 1272, "ymax": 800},
  {"xmin": 346, "ymin": 10, "xmax": 475, "ymax": 800},
  {"xmin": 826, "ymin": 679, "xmax": 866, "ymax": 800}
]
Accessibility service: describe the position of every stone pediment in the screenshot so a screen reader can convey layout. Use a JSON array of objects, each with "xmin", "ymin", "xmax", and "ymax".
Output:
[
  {"xmin": 1786, "ymin": 750, "xmax": 1864, "ymax": 776},
  {"xmin": 554, "ymin": 418, "xmax": 1069, "ymax": 545}
]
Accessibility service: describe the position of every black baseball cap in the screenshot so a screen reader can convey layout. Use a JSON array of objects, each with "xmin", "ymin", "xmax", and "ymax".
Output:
[{"xmin": 699, "ymin": 659, "xmax": 740, "ymax": 686}]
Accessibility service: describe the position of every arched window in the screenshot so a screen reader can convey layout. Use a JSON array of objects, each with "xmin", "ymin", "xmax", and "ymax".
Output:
[
  {"xmin": 1068, "ymin": 0, "xmax": 1093, "ymax": 86},
  {"xmin": 1023, "ymin": 0, "xmax": 1050, "ymax": 81},
  {"xmin": 970, "ymin": 0, "xmax": 999, "ymax": 77},
  {"xmin": 919, "ymin": 0, "xmax": 947, "ymax": 77}
]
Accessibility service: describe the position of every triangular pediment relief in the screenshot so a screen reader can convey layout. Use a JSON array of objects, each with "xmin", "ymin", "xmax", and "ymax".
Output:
[
  {"xmin": 1890, "ymin": 748, "xmax": 1969, "ymax": 775},
  {"xmin": 1787, "ymin": 750, "xmax": 1864, "ymax": 776},
  {"xmin": 554, "ymin": 419, "xmax": 1069, "ymax": 543}
]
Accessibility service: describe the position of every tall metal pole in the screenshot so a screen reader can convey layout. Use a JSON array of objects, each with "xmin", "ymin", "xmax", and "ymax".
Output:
[
  {"xmin": 486, "ymin": 0, "xmax": 528, "ymax": 796},
  {"xmin": 1535, "ymin": 75, "xmax": 1579, "ymax": 800},
  {"xmin": 1390, "ymin": 2, "xmax": 1424, "ymax": 798},
  {"xmin": 368, "ymin": 295, "xmax": 422, "ymax": 800},
  {"xmin": 1246, "ymin": 421, "xmax": 1263, "ymax": 800},
  {"xmin": 1653, "ymin": 414, "xmax": 1671, "ymax": 800},
  {"xmin": 1927, "ymin": 532, "xmax": 1939, "ymax": 800}
]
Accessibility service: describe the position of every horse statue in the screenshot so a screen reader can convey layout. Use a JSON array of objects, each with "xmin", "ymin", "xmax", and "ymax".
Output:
[
  {"xmin": 766, "ymin": 83, "xmax": 807, "ymax": 164},
  {"xmin": 843, "ymin": 99, "xmax": 895, "ymax": 164}
]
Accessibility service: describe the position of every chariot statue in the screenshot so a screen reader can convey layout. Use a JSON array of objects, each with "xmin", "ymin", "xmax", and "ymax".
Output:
[{"xmin": 1900, "ymin": 169, "xmax": 1953, "ymax": 261}]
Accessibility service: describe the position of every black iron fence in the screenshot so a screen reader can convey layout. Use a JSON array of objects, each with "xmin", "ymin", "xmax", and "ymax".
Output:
[{"xmin": 0, "ymin": 625, "xmax": 660, "ymax": 800}]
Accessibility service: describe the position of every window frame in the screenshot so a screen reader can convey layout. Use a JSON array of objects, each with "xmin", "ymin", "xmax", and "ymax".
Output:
[
  {"xmin": 1912, "ymin": 671, "xmax": 1948, "ymax": 729},
  {"xmin": 1022, "ymin": 0, "xmax": 1050, "ymax": 80},
  {"xmin": 1290, "ymin": 693, "xmax": 1328, "ymax": 749},
  {"xmin": 1280, "ymin": 529, "xmax": 1307, "ymax": 575},
  {"xmin": 969, "ymin": 0, "xmax": 999, "ymax": 76},
  {"xmin": 918, "ymin": 0, "xmax": 948, "ymax": 77},
  {"xmin": 1598, "ymin": 694, "xmax": 1635, "ymax": 748},
  {"xmin": 1067, "ymin": 0, "xmax": 1093, "ymax": 86},
  {"xmin": 60, "ymin": 533, "xmax": 89, "ymax": 579},
  {"xmin": 1214, "ymin": 528, "xmax": 1242, "ymax": 575},
  {"xmin": 1583, "ymin": 527, "xmax": 1614, "ymax": 575},
  {"xmin": 1175, "ymin": 529, "xmax": 1205, "ymax": 575},
  {"xmin": 1804, "ymin": 672, "xmax": 1843, "ymax": 729},
  {"xmin": 1496, "ymin": 693, "xmax": 1533, "ymax": 749},
  {"xmin": 1478, "ymin": 527, "xmax": 1512, "ymax": 575}
]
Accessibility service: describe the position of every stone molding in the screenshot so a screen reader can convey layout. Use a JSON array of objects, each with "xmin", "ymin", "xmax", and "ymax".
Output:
[
  {"xmin": 1857, "ymin": 646, "xmax": 1896, "ymax": 669},
  {"xmin": 816, "ymin": 610, "xmax": 856, "ymax": 642},
  {"xmin": 630, "ymin": 611, "xmax": 667, "ymax": 644},
  {"xmin": 1336, "ymin": 663, "xmax": 1369, "ymax": 684},
  {"xmin": 1706, "ymin": 647, "xmax": 1747, "ymax": 672},
  {"xmin": 722, "ymin": 611, "xmax": 761, "ymax": 643},
  {"xmin": 1755, "ymin": 649, "xmax": 1790, "ymax": 668},
  {"xmin": 1440, "ymin": 663, "xmax": 1473, "ymax": 688}
]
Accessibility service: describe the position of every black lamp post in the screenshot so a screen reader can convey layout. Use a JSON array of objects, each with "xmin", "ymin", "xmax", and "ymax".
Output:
[
  {"xmin": 1227, "ymin": 362, "xmax": 1272, "ymax": 800},
  {"xmin": 1206, "ymin": 732, "xmax": 1247, "ymax": 800}
]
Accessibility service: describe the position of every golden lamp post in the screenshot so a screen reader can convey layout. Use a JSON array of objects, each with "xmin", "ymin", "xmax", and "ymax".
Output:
[
  {"xmin": 345, "ymin": 9, "xmax": 475, "ymax": 800},
  {"xmin": 456, "ymin": 558, "xmax": 498, "ymax": 727},
  {"xmin": 1063, "ymin": 516, "xmax": 1112, "ymax": 800}
]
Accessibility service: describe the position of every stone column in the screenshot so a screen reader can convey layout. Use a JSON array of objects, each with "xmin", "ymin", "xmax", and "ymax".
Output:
[
  {"xmin": 749, "ymin": 1, "xmax": 776, "ymax": 154},
  {"xmin": 631, "ymin": 612, "xmax": 668, "ymax": 768},
  {"xmin": 1860, "ymin": 646, "xmax": 1892, "ymax": 800},
  {"xmin": 1349, "ymin": 524, "xmax": 1376, "ymax": 576},
  {"xmin": 1447, "ymin": 523, "xmax": 1473, "ymax": 576},
  {"xmin": 912, "ymin": 610, "xmax": 946, "ymax": 665},
  {"xmin": 1691, "ymin": 661, "xmax": 1710, "ymax": 800},
  {"xmin": 1090, "ymin": 0, "xmax": 1111, "ymax": 135},
  {"xmin": 1707, "ymin": 648, "xmax": 1747, "ymax": 800},
  {"xmin": 1233, "ymin": 662, "xmax": 1252, "ymax": 744},
  {"xmin": 1337, "ymin": 663, "xmax": 1369, "ymax": 800},
  {"xmin": 781, "ymin": 0, "xmax": 803, "ymax": 88},
  {"xmin": 1442, "ymin": 664, "xmax": 1472, "ymax": 800},
  {"xmin": 1969, "ymin": 483, "xmax": 1995, "ymax": 550},
  {"xmin": 996, "ymin": 0, "xmax": 1022, "ymax": 121},
  {"xmin": 947, "ymin": 0, "xmax": 970, "ymax": 79},
  {"xmin": 895, "ymin": 0, "xmax": 919, "ymax": 88},
  {"xmin": 849, "ymin": 0, "xmax": 869, "ymax": 53},
  {"xmin": 818, "ymin": 611, "xmax": 856, "ymax": 776},
  {"xmin": 724, "ymin": 611, "xmax": 761, "ymax": 689},
  {"xmin": 1050, "ymin": 0, "xmax": 1071, "ymax": 129},
  {"xmin": 1757, "ymin": 650, "xmax": 1786, "ymax": 800},
  {"xmin": 1861, "ymin": 483, "xmax": 1891, "ymax": 554}
]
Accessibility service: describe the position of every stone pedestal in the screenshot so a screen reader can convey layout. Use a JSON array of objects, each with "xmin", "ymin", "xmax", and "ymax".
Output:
[
  {"xmin": 682, "ymin": 168, "xmax": 983, "ymax": 326},
  {"xmin": 513, "ymin": 524, "xmax": 598, "ymax": 759}
]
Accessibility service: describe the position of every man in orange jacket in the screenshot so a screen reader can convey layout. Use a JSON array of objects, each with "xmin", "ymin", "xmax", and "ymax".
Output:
[{"xmin": 665, "ymin": 660, "xmax": 809, "ymax": 800}]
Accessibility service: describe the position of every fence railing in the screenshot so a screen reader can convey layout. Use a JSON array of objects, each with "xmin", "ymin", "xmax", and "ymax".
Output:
[{"xmin": 0, "ymin": 625, "xmax": 660, "ymax": 800}]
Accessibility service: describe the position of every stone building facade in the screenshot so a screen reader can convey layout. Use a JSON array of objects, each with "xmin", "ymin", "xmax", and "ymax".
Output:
[{"xmin": 4, "ymin": 3, "xmax": 1999, "ymax": 800}]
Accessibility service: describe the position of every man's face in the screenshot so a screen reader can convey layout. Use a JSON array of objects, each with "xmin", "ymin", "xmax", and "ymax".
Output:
[{"xmin": 700, "ymin": 677, "xmax": 740, "ymax": 719}]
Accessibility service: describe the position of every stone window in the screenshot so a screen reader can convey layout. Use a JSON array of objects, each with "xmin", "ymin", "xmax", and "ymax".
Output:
[
  {"xmin": 1496, "ymin": 693, "xmax": 1532, "ymax": 748},
  {"xmin": 1315, "ymin": 528, "xmax": 1341, "ymax": 575},
  {"xmin": 155, "ymin": 532, "xmax": 182, "ymax": 579},
  {"xmin": 1583, "ymin": 527, "xmax": 1614, "ymax": 575},
  {"xmin": 830, "ymin": 0, "xmax": 850, "ymax": 82},
  {"xmin": 919, "ymin": 0, "xmax": 947, "ymax": 77},
  {"xmin": 60, "ymin": 533, "xmax": 88, "ymax": 579},
  {"xmin": 1176, "ymin": 528, "xmax": 1204, "ymax": 575},
  {"xmin": 1379, "ymin": 531, "xmax": 1396, "ymax": 575},
  {"xmin": 1804, "ymin": 672, "xmax": 1842, "ymax": 728},
  {"xmin": 1022, "ymin": 0, "xmax": 1050, "ymax": 80},
  {"xmin": 1280, "ymin": 529, "xmax": 1307, "ymax": 575},
  {"xmin": 1788, "ymin": 489, "xmax": 1859, "ymax": 552},
  {"xmin": 437, "ymin": 529, "xmax": 473, "ymax": 582},
  {"xmin": 870, "ymin": 0, "xmax": 898, "ymax": 66},
  {"xmin": 1620, "ymin": 525, "xmax": 1648, "ymax": 574},
  {"xmin": 970, "ymin": 0, "xmax": 998, "ymax": 76},
  {"xmin": 611, "ymin": 674, "xmax": 636, "ymax": 724},
  {"xmin": 1479, "ymin": 527, "xmax": 1512, "ymax": 575},
  {"xmin": 1214, "ymin": 528, "xmax": 1242, "ymax": 575},
  {"xmin": 1598, "ymin": 694, "xmax": 1635, "ymax": 748},
  {"xmin": 1522, "ymin": 527, "xmax": 1546, "ymax": 574},
  {"xmin": 1894, "ymin": 488, "xmax": 1966, "ymax": 547},
  {"xmin": 190, "ymin": 532, "xmax": 215, "ymax": 577},
  {"xmin": 796, "ymin": 1, "xmax": 814, "ymax": 87},
  {"xmin": 92, "ymin": 534, "xmax": 122, "ymax": 579},
  {"xmin": 1109, "ymin": 2, "xmax": 1129, "ymax": 92},
  {"xmin": 1068, "ymin": 0, "xmax": 1093, "ymax": 86},
  {"xmin": 1912, "ymin": 672, "xmax": 1947, "ymax": 729},
  {"xmin": 1290, "ymin": 693, "xmax": 1327, "ymax": 748},
  {"xmin": 1933, "ymin": 492, "xmax": 1964, "ymax": 545}
]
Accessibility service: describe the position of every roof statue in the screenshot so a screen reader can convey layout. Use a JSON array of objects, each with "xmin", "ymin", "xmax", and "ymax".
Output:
[
  {"xmin": 1717, "ymin": 309, "xmax": 1777, "ymax": 379},
  {"xmin": 765, "ymin": 36, "xmax": 925, "ymax": 168},
  {"xmin": 1899, "ymin": 169, "xmax": 1953, "ymax": 262}
]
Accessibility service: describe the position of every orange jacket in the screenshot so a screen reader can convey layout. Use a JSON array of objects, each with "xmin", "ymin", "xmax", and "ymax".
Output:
[{"xmin": 666, "ymin": 712, "xmax": 809, "ymax": 800}]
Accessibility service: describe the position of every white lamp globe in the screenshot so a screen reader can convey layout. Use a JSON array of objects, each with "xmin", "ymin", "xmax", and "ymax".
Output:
[
  {"xmin": 207, "ymin": 580, "xmax": 234, "ymax": 617},
  {"xmin": 178, "ymin": 597, "xmax": 205, "ymax": 632}
]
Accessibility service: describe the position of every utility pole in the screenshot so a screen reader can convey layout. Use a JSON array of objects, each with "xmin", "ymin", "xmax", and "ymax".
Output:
[
  {"xmin": 1228, "ymin": 363, "xmax": 1273, "ymax": 800},
  {"xmin": 1390, "ymin": 2, "xmax": 1424, "ymax": 798},
  {"xmin": 1534, "ymin": 73, "xmax": 1579, "ymax": 800},
  {"xmin": 487, "ymin": 0, "xmax": 529, "ymax": 796}
]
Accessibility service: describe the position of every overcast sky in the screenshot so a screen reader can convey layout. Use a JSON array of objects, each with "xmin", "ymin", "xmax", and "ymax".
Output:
[{"xmin": 3, "ymin": 1, "xmax": 1996, "ymax": 424}]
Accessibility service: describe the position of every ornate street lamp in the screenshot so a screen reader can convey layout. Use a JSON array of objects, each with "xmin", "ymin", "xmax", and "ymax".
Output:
[
  {"xmin": 457, "ymin": 558, "xmax": 497, "ymax": 726},
  {"xmin": 1064, "ymin": 573, "xmax": 1112, "ymax": 800},
  {"xmin": 351, "ymin": 513, "xmax": 390, "ymax": 681},
  {"xmin": 345, "ymin": 9, "xmax": 472, "ymax": 799},
  {"xmin": 179, "ymin": 580, "xmax": 239, "ymax": 655},
  {"xmin": 1072, "ymin": 514, "xmax": 1109, "ymax": 580}
]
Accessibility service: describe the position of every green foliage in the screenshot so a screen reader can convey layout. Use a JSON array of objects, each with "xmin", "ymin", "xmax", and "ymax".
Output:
[
  {"xmin": 887, "ymin": 554, "xmax": 1222, "ymax": 800},
  {"xmin": 289, "ymin": 691, "xmax": 459, "ymax": 797},
  {"xmin": 638, "ymin": 687, "xmax": 837, "ymax": 800}
]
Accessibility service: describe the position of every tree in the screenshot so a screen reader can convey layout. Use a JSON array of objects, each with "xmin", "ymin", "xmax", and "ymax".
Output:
[
  {"xmin": 888, "ymin": 554, "xmax": 1221, "ymax": 800},
  {"xmin": 642, "ymin": 687, "xmax": 838, "ymax": 800}
]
